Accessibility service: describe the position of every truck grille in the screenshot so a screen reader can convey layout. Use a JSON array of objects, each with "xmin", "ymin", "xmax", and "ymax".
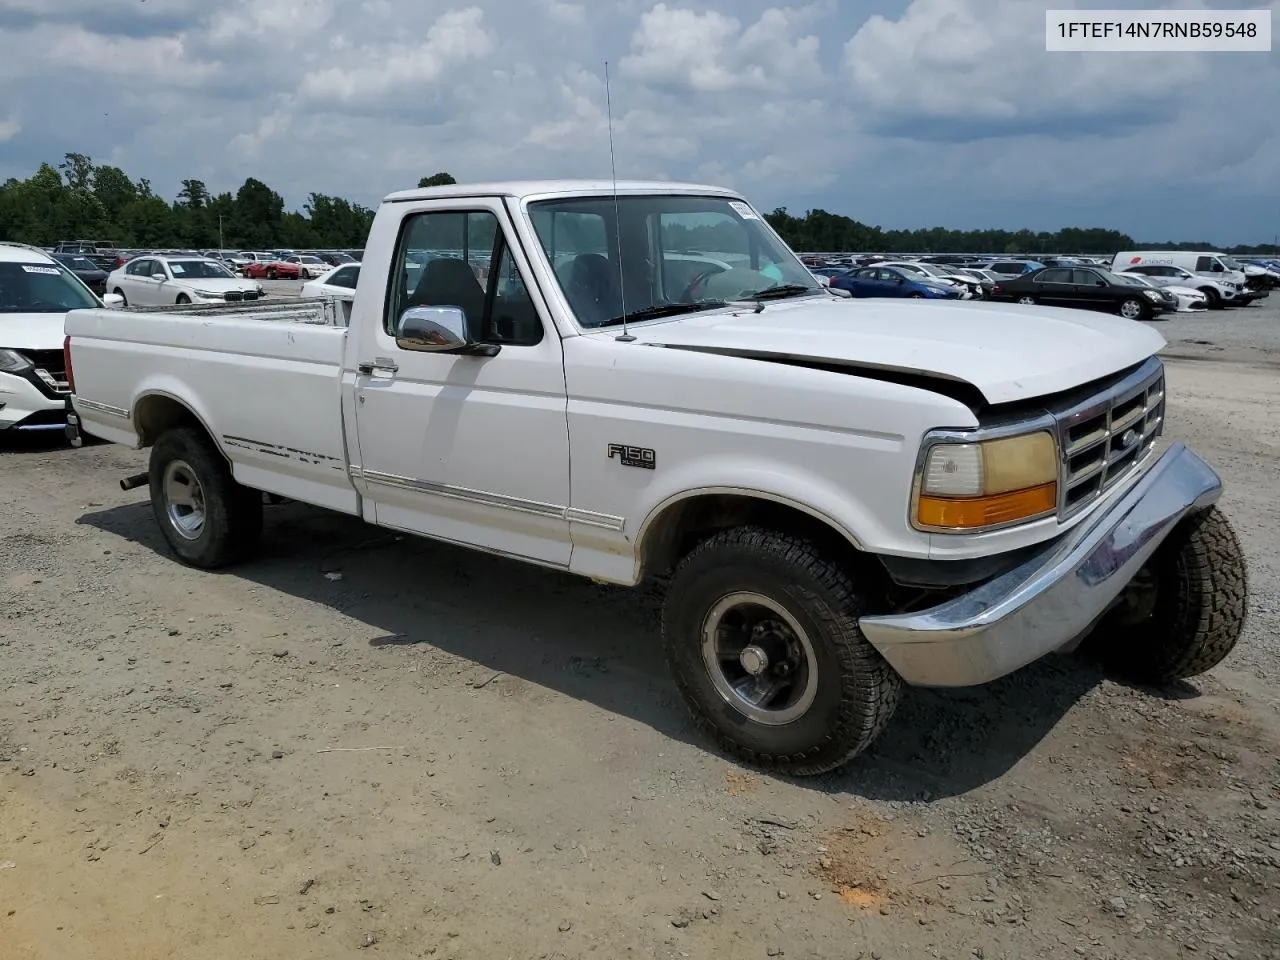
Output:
[
  {"xmin": 25, "ymin": 350, "xmax": 70, "ymax": 395},
  {"xmin": 1054, "ymin": 357, "xmax": 1165, "ymax": 519}
]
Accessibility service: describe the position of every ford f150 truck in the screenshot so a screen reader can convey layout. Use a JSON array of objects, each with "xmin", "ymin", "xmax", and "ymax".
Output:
[{"xmin": 63, "ymin": 180, "xmax": 1248, "ymax": 776}]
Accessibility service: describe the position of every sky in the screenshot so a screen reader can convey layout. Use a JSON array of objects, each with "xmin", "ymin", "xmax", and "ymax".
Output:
[{"xmin": 0, "ymin": 0, "xmax": 1276, "ymax": 244}]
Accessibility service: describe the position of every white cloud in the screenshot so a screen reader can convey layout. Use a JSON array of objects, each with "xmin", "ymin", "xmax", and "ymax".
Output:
[
  {"xmin": 0, "ymin": 0, "xmax": 1275, "ymax": 242},
  {"xmin": 843, "ymin": 0, "xmax": 1207, "ymax": 126},
  {"xmin": 620, "ymin": 3, "xmax": 822, "ymax": 93},
  {"xmin": 297, "ymin": 7, "xmax": 495, "ymax": 101}
]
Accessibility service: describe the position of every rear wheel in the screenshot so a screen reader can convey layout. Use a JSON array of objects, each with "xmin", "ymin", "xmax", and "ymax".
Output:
[
  {"xmin": 1087, "ymin": 507, "xmax": 1247, "ymax": 683},
  {"xmin": 908, "ymin": 292, "xmax": 924, "ymax": 299},
  {"xmin": 1017, "ymin": 295, "xmax": 1038, "ymax": 305},
  {"xmin": 149, "ymin": 427, "xmax": 262, "ymax": 569},
  {"xmin": 662, "ymin": 527, "xmax": 902, "ymax": 776}
]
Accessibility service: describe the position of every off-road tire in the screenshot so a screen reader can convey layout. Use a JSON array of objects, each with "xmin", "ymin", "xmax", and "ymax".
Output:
[
  {"xmin": 662, "ymin": 526, "xmax": 902, "ymax": 776},
  {"xmin": 149, "ymin": 426, "xmax": 263, "ymax": 569},
  {"xmin": 1090, "ymin": 507, "xmax": 1247, "ymax": 683}
]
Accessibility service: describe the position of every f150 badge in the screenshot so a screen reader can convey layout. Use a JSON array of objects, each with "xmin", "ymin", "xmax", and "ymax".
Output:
[{"xmin": 608, "ymin": 443, "xmax": 656, "ymax": 470}]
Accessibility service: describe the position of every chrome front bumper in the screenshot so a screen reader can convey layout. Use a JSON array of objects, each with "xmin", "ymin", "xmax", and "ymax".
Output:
[{"xmin": 859, "ymin": 443, "xmax": 1223, "ymax": 687}]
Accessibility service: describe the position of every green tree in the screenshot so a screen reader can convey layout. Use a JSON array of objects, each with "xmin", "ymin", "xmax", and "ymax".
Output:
[
  {"xmin": 418, "ymin": 172, "xmax": 457, "ymax": 188},
  {"xmin": 59, "ymin": 152, "xmax": 95, "ymax": 192}
]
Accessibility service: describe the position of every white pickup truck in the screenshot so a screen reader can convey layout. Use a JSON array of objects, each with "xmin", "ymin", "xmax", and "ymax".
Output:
[{"xmin": 63, "ymin": 180, "xmax": 1248, "ymax": 775}]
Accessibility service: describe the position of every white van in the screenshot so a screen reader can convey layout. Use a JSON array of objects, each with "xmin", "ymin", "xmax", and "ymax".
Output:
[{"xmin": 1112, "ymin": 251, "xmax": 1248, "ymax": 288}]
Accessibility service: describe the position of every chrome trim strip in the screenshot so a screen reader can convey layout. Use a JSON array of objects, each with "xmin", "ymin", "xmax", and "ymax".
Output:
[
  {"xmin": 862, "ymin": 443, "xmax": 1223, "ymax": 687},
  {"xmin": 77, "ymin": 398, "xmax": 129, "ymax": 418},
  {"xmin": 223, "ymin": 434, "xmax": 347, "ymax": 471},
  {"xmin": 360, "ymin": 469, "xmax": 626, "ymax": 530}
]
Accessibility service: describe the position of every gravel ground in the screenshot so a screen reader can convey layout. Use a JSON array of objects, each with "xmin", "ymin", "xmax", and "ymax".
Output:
[{"xmin": 2, "ymin": 295, "xmax": 1278, "ymax": 960}]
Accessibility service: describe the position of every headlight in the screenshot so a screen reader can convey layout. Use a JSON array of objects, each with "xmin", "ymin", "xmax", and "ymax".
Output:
[
  {"xmin": 913, "ymin": 430, "xmax": 1058, "ymax": 531},
  {"xmin": 193, "ymin": 289, "xmax": 225, "ymax": 299},
  {"xmin": 0, "ymin": 348, "xmax": 34, "ymax": 374},
  {"xmin": 1142, "ymin": 290, "xmax": 1161, "ymax": 300}
]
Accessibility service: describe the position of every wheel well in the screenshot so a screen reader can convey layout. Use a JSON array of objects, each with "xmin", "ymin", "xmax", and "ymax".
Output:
[
  {"xmin": 639, "ymin": 493, "xmax": 867, "ymax": 582},
  {"xmin": 133, "ymin": 394, "xmax": 208, "ymax": 448}
]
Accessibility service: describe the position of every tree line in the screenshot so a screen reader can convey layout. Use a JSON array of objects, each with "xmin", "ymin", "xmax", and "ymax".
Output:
[
  {"xmin": 0, "ymin": 153, "xmax": 402, "ymax": 251},
  {"xmin": 1, "ymin": 155, "xmax": 1273, "ymax": 256},
  {"xmin": 764, "ymin": 207, "xmax": 1278, "ymax": 256}
]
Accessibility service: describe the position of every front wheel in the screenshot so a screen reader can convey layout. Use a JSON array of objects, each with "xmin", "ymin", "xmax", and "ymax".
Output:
[
  {"xmin": 266, "ymin": 268, "xmax": 277, "ymax": 280},
  {"xmin": 1199, "ymin": 288, "xmax": 1224, "ymax": 309},
  {"xmin": 662, "ymin": 527, "xmax": 902, "ymax": 776},
  {"xmin": 908, "ymin": 292, "xmax": 924, "ymax": 299},
  {"xmin": 1087, "ymin": 507, "xmax": 1247, "ymax": 683},
  {"xmin": 175, "ymin": 293, "xmax": 190, "ymax": 305},
  {"xmin": 149, "ymin": 427, "xmax": 263, "ymax": 569},
  {"xmin": 1118, "ymin": 297, "xmax": 1147, "ymax": 321}
]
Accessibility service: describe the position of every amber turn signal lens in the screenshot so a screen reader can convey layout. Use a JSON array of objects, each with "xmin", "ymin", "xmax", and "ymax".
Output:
[{"xmin": 917, "ymin": 482, "xmax": 1057, "ymax": 530}]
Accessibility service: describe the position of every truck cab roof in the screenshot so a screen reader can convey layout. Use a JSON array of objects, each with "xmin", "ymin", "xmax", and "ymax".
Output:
[{"xmin": 382, "ymin": 179, "xmax": 741, "ymax": 204}]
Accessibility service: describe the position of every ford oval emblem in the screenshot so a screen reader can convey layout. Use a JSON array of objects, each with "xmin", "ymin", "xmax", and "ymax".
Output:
[{"xmin": 1120, "ymin": 428, "xmax": 1140, "ymax": 449}]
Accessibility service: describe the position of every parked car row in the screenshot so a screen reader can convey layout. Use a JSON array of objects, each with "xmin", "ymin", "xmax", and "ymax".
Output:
[{"xmin": 804, "ymin": 247, "xmax": 1270, "ymax": 321}]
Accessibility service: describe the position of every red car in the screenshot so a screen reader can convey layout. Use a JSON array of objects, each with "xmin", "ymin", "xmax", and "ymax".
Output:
[{"xmin": 242, "ymin": 259, "xmax": 301, "ymax": 280}]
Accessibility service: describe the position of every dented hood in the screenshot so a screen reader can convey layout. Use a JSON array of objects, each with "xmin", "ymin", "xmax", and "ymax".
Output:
[{"xmin": 620, "ymin": 296, "xmax": 1166, "ymax": 405}]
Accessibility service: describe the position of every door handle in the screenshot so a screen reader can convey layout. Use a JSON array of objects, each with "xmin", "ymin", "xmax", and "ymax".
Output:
[{"xmin": 357, "ymin": 358, "xmax": 399, "ymax": 377}]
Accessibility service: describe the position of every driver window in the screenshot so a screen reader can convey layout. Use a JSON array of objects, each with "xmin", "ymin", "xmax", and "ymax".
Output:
[{"xmin": 386, "ymin": 209, "xmax": 542, "ymax": 346}]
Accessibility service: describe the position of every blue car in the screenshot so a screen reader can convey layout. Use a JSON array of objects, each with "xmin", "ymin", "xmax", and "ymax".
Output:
[{"xmin": 829, "ymin": 265, "xmax": 962, "ymax": 299}]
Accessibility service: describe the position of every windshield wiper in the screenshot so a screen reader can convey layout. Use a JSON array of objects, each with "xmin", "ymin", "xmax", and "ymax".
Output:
[
  {"xmin": 599, "ymin": 299, "xmax": 727, "ymax": 327},
  {"xmin": 743, "ymin": 283, "xmax": 814, "ymax": 301}
]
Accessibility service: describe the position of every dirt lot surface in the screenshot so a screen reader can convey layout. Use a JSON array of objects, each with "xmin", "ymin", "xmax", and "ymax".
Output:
[{"xmin": 3, "ymin": 298, "xmax": 1279, "ymax": 959}]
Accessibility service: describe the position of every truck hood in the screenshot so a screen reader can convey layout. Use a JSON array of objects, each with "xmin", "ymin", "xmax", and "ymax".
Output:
[
  {"xmin": 0, "ymin": 312, "xmax": 69, "ymax": 351},
  {"xmin": 613, "ymin": 296, "xmax": 1166, "ymax": 406}
]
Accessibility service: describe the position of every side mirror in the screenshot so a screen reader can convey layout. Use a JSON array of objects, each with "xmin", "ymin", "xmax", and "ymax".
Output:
[
  {"xmin": 895, "ymin": 277, "xmax": 905, "ymax": 284},
  {"xmin": 395, "ymin": 306, "xmax": 498, "ymax": 356},
  {"xmin": 1096, "ymin": 280, "xmax": 1107, "ymax": 287},
  {"xmin": 152, "ymin": 273, "xmax": 166, "ymax": 281},
  {"xmin": 102, "ymin": 293, "xmax": 125, "ymax": 308},
  {"xmin": 829, "ymin": 286, "xmax": 853, "ymax": 298}
]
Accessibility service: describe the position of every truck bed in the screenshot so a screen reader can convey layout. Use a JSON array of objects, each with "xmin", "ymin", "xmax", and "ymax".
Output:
[{"xmin": 65, "ymin": 298, "xmax": 361, "ymax": 515}]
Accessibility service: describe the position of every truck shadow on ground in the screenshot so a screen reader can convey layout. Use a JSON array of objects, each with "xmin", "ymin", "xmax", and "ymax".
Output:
[{"xmin": 78, "ymin": 499, "xmax": 1195, "ymax": 802}]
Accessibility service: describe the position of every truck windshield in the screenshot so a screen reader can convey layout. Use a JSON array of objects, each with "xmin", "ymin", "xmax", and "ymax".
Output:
[
  {"xmin": 526, "ymin": 194, "xmax": 822, "ymax": 328},
  {"xmin": 0, "ymin": 261, "xmax": 99, "ymax": 313},
  {"xmin": 1218, "ymin": 256, "xmax": 1242, "ymax": 270}
]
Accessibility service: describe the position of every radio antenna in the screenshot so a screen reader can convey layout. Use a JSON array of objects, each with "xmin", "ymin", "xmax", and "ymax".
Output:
[{"xmin": 604, "ymin": 61, "xmax": 633, "ymax": 342}]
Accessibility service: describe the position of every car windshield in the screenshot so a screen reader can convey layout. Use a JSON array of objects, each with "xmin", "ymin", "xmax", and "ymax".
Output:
[
  {"xmin": 59, "ymin": 256, "xmax": 99, "ymax": 271},
  {"xmin": 167, "ymin": 260, "xmax": 234, "ymax": 279},
  {"xmin": 911, "ymin": 263, "xmax": 949, "ymax": 277},
  {"xmin": 0, "ymin": 261, "xmax": 100, "ymax": 313},
  {"xmin": 300, "ymin": 256, "xmax": 324, "ymax": 264},
  {"xmin": 526, "ymin": 194, "xmax": 822, "ymax": 328},
  {"xmin": 1108, "ymin": 272, "xmax": 1145, "ymax": 286}
]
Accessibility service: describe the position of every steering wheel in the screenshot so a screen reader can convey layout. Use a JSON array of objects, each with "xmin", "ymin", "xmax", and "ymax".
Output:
[{"xmin": 682, "ymin": 268, "xmax": 730, "ymax": 302}]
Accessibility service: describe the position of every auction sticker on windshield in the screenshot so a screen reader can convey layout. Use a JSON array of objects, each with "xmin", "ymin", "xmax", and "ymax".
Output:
[
  {"xmin": 21, "ymin": 265, "xmax": 61, "ymax": 275},
  {"xmin": 728, "ymin": 201, "xmax": 760, "ymax": 220},
  {"xmin": 1046, "ymin": 9, "xmax": 1270, "ymax": 51}
]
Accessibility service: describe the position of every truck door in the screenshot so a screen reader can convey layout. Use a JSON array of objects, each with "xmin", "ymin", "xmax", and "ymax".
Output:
[{"xmin": 348, "ymin": 199, "xmax": 572, "ymax": 566}]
